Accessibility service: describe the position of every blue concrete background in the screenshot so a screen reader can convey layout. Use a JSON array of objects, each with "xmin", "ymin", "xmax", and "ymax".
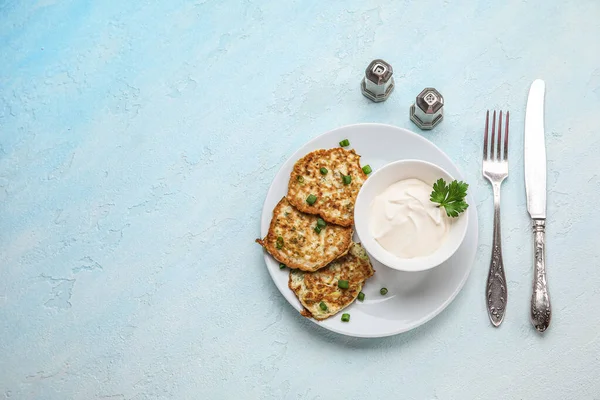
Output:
[{"xmin": 1, "ymin": 0, "xmax": 599, "ymax": 399}]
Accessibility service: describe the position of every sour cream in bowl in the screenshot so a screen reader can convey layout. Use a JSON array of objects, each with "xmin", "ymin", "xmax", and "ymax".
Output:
[{"xmin": 354, "ymin": 160, "xmax": 469, "ymax": 272}]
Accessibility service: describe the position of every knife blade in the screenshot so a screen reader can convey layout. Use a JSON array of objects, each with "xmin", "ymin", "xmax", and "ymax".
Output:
[
  {"xmin": 524, "ymin": 79, "xmax": 551, "ymax": 332},
  {"xmin": 525, "ymin": 79, "xmax": 546, "ymax": 219}
]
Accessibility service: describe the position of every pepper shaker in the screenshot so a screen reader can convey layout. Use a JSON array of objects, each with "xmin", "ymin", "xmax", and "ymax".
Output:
[{"xmin": 361, "ymin": 59, "xmax": 395, "ymax": 102}]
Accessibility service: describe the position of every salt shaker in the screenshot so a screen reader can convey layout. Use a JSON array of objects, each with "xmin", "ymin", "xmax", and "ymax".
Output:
[{"xmin": 410, "ymin": 88, "xmax": 444, "ymax": 130}]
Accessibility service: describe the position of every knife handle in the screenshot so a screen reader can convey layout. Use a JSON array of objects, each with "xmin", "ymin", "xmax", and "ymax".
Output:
[
  {"xmin": 486, "ymin": 184, "xmax": 507, "ymax": 326},
  {"xmin": 531, "ymin": 219, "xmax": 551, "ymax": 332}
]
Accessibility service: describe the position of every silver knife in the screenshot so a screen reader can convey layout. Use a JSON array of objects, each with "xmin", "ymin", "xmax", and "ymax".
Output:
[{"xmin": 524, "ymin": 79, "xmax": 551, "ymax": 332}]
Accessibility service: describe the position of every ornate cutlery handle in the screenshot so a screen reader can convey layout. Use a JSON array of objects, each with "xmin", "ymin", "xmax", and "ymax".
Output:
[
  {"xmin": 531, "ymin": 219, "xmax": 551, "ymax": 332},
  {"xmin": 486, "ymin": 184, "xmax": 507, "ymax": 326}
]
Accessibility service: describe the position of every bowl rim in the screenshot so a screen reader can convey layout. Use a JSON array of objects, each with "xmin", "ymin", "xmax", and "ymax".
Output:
[{"xmin": 354, "ymin": 159, "xmax": 470, "ymax": 272}]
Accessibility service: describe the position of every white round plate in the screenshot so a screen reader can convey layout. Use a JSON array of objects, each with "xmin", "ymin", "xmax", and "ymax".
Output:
[{"xmin": 260, "ymin": 123, "xmax": 478, "ymax": 338}]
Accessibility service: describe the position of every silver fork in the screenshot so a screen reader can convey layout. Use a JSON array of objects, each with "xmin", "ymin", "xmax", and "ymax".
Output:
[{"xmin": 483, "ymin": 110, "xmax": 509, "ymax": 327}]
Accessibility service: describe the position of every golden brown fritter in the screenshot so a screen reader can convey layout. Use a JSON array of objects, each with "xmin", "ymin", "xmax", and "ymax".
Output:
[
  {"xmin": 256, "ymin": 197, "xmax": 353, "ymax": 272},
  {"xmin": 286, "ymin": 148, "xmax": 368, "ymax": 227},
  {"xmin": 289, "ymin": 243, "xmax": 375, "ymax": 320}
]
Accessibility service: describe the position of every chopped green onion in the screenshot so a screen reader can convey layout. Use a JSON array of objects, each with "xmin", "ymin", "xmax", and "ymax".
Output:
[
  {"xmin": 306, "ymin": 194, "xmax": 317, "ymax": 205},
  {"xmin": 314, "ymin": 226, "xmax": 322, "ymax": 234},
  {"xmin": 358, "ymin": 292, "xmax": 365, "ymax": 301},
  {"xmin": 276, "ymin": 236, "xmax": 284, "ymax": 249},
  {"xmin": 338, "ymin": 280, "xmax": 349, "ymax": 289},
  {"xmin": 320, "ymin": 167, "xmax": 328, "ymax": 175},
  {"xmin": 380, "ymin": 287, "xmax": 388, "ymax": 296},
  {"xmin": 362, "ymin": 165, "xmax": 372, "ymax": 175},
  {"xmin": 297, "ymin": 175, "xmax": 304, "ymax": 183},
  {"xmin": 319, "ymin": 301, "xmax": 327, "ymax": 311},
  {"xmin": 342, "ymin": 175, "xmax": 352, "ymax": 185},
  {"xmin": 317, "ymin": 218, "xmax": 326, "ymax": 228},
  {"xmin": 341, "ymin": 313, "xmax": 350, "ymax": 322},
  {"xmin": 339, "ymin": 139, "xmax": 350, "ymax": 147},
  {"xmin": 279, "ymin": 263, "xmax": 286, "ymax": 269}
]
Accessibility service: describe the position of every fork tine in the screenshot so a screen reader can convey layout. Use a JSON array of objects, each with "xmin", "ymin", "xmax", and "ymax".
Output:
[
  {"xmin": 490, "ymin": 110, "xmax": 496, "ymax": 160},
  {"xmin": 504, "ymin": 111, "xmax": 509, "ymax": 161},
  {"xmin": 497, "ymin": 111, "xmax": 503, "ymax": 160},
  {"xmin": 483, "ymin": 110, "xmax": 489, "ymax": 160}
]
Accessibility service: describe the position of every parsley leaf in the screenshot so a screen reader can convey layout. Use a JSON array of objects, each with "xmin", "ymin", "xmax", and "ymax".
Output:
[
  {"xmin": 430, "ymin": 178, "xmax": 449, "ymax": 204},
  {"xmin": 430, "ymin": 178, "xmax": 469, "ymax": 217}
]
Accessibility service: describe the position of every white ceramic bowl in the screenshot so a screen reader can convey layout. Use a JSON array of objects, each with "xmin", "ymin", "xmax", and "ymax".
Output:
[{"xmin": 354, "ymin": 159, "xmax": 469, "ymax": 272}]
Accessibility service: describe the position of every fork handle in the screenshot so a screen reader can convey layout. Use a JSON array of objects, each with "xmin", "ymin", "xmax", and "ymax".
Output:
[
  {"xmin": 486, "ymin": 184, "xmax": 507, "ymax": 326},
  {"xmin": 531, "ymin": 219, "xmax": 551, "ymax": 332}
]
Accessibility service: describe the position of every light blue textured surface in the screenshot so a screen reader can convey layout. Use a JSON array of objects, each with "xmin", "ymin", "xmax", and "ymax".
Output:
[{"xmin": 1, "ymin": 1, "xmax": 600, "ymax": 399}]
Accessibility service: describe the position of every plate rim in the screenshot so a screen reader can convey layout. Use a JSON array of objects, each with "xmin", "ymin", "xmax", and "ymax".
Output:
[{"xmin": 260, "ymin": 122, "xmax": 479, "ymax": 338}]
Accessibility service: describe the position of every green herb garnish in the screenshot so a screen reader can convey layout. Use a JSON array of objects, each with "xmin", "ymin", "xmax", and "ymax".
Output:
[
  {"xmin": 430, "ymin": 178, "xmax": 469, "ymax": 218},
  {"xmin": 338, "ymin": 280, "xmax": 349, "ymax": 289}
]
